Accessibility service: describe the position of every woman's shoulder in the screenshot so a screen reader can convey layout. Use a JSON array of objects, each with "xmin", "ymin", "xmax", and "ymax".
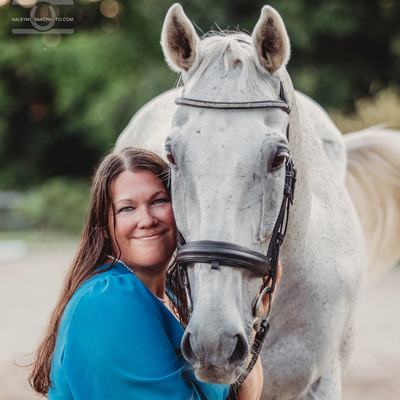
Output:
[
  {"xmin": 61, "ymin": 263, "xmax": 158, "ymax": 330},
  {"xmin": 71, "ymin": 264, "xmax": 136, "ymax": 303}
]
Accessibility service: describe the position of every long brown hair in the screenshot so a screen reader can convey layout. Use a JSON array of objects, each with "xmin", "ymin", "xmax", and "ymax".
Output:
[{"xmin": 29, "ymin": 147, "xmax": 188, "ymax": 394}]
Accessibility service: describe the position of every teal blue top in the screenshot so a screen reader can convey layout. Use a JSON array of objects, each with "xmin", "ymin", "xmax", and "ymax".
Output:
[{"xmin": 48, "ymin": 262, "xmax": 229, "ymax": 399}]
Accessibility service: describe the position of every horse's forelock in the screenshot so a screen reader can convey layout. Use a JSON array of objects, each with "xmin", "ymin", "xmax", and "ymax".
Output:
[{"xmin": 181, "ymin": 31, "xmax": 278, "ymax": 97}]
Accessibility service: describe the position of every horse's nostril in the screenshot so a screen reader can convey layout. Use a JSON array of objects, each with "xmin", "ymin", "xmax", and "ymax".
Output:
[
  {"xmin": 228, "ymin": 334, "xmax": 248, "ymax": 368},
  {"xmin": 181, "ymin": 332, "xmax": 199, "ymax": 364}
]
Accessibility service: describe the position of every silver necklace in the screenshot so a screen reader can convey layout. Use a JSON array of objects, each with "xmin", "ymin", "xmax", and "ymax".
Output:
[{"xmin": 106, "ymin": 255, "xmax": 168, "ymax": 303}]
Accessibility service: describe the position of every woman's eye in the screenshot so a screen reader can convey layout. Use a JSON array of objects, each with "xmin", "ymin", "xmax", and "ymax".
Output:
[
  {"xmin": 271, "ymin": 154, "xmax": 286, "ymax": 170},
  {"xmin": 118, "ymin": 206, "xmax": 134, "ymax": 213},
  {"xmin": 153, "ymin": 198, "xmax": 170, "ymax": 205}
]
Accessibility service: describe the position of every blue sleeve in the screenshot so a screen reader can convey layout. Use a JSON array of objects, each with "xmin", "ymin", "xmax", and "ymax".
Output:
[{"xmin": 49, "ymin": 272, "xmax": 228, "ymax": 400}]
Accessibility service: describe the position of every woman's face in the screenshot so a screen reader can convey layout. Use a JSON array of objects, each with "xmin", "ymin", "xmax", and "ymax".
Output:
[{"xmin": 109, "ymin": 169, "xmax": 177, "ymax": 272}]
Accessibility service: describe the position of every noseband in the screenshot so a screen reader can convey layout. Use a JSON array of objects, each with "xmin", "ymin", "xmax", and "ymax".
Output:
[{"xmin": 172, "ymin": 82, "xmax": 297, "ymax": 394}]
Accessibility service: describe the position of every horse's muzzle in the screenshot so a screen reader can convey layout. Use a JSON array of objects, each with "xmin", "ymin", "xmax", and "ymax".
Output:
[{"xmin": 181, "ymin": 326, "xmax": 248, "ymax": 384}]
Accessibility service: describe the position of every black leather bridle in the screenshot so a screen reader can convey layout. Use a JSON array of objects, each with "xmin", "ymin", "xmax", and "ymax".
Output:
[{"xmin": 171, "ymin": 82, "xmax": 297, "ymax": 394}]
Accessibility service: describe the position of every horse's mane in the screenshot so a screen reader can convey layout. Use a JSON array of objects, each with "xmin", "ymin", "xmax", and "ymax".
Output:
[{"xmin": 180, "ymin": 31, "xmax": 279, "ymax": 97}]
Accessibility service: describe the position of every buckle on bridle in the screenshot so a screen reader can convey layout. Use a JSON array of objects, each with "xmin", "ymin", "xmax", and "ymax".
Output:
[
  {"xmin": 284, "ymin": 156, "xmax": 297, "ymax": 204},
  {"xmin": 252, "ymin": 285, "xmax": 272, "ymax": 332}
]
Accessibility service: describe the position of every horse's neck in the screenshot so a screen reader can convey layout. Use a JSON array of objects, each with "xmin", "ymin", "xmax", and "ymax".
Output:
[
  {"xmin": 280, "ymin": 74, "xmax": 314, "ymax": 237},
  {"xmin": 282, "ymin": 77, "xmax": 348, "ymax": 248},
  {"xmin": 281, "ymin": 73, "xmax": 344, "ymax": 258}
]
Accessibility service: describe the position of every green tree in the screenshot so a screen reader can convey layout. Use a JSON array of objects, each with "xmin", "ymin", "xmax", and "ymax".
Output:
[{"xmin": 0, "ymin": 0, "xmax": 399, "ymax": 190}]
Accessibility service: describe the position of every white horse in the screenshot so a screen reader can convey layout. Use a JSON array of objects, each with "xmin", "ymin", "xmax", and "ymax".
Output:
[{"xmin": 116, "ymin": 4, "xmax": 400, "ymax": 399}]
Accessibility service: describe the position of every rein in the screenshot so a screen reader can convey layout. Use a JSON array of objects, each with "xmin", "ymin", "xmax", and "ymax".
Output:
[{"xmin": 172, "ymin": 82, "xmax": 296, "ymax": 396}]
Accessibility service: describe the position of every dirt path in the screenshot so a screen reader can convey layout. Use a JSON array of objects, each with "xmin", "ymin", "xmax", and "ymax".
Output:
[
  {"xmin": 1, "ymin": 242, "xmax": 399, "ymax": 399},
  {"xmin": 342, "ymin": 267, "xmax": 400, "ymax": 399}
]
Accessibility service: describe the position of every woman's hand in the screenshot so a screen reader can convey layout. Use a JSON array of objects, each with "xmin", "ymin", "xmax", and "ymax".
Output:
[
  {"xmin": 259, "ymin": 261, "xmax": 282, "ymax": 316},
  {"xmin": 236, "ymin": 357, "xmax": 263, "ymax": 400}
]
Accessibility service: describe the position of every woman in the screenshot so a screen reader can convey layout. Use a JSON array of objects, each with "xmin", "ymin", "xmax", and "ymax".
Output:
[{"xmin": 29, "ymin": 147, "xmax": 276, "ymax": 399}]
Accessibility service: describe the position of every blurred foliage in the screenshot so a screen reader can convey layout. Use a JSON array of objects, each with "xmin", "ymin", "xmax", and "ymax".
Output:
[
  {"xmin": 330, "ymin": 87, "xmax": 400, "ymax": 133},
  {"xmin": 20, "ymin": 177, "xmax": 90, "ymax": 233},
  {"xmin": 0, "ymin": 0, "xmax": 399, "ymax": 191}
]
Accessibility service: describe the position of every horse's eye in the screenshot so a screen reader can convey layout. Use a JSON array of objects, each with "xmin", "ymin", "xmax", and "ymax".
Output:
[
  {"xmin": 167, "ymin": 152, "xmax": 176, "ymax": 165},
  {"xmin": 272, "ymin": 154, "xmax": 286, "ymax": 170}
]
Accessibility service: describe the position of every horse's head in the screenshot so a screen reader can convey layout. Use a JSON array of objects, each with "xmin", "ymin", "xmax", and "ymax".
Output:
[{"xmin": 162, "ymin": 4, "xmax": 293, "ymax": 384}]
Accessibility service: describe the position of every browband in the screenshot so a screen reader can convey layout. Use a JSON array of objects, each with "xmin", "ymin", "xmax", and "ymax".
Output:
[{"xmin": 175, "ymin": 97, "xmax": 291, "ymax": 113}]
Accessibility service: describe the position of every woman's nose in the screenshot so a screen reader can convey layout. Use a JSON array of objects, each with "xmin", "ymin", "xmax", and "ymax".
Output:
[{"xmin": 137, "ymin": 206, "xmax": 158, "ymax": 228}]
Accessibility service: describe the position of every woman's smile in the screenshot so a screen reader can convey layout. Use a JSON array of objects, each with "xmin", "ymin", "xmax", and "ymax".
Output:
[{"xmin": 133, "ymin": 231, "xmax": 166, "ymax": 240}]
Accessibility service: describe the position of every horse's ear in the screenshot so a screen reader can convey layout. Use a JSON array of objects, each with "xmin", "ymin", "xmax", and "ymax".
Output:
[
  {"xmin": 252, "ymin": 6, "xmax": 291, "ymax": 74},
  {"xmin": 161, "ymin": 3, "xmax": 199, "ymax": 73}
]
